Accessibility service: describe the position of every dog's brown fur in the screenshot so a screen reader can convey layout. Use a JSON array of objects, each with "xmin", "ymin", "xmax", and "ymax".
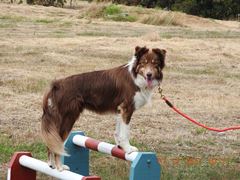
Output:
[{"xmin": 41, "ymin": 46, "xmax": 166, "ymax": 170}]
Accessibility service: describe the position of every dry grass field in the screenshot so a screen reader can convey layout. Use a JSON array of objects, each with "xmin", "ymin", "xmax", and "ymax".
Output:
[{"xmin": 0, "ymin": 1, "xmax": 240, "ymax": 179}]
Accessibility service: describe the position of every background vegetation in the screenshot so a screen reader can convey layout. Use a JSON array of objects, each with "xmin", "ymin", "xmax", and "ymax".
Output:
[
  {"xmin": 23, "ymin": 0, "xmax": 240, "ymax": 20},
  {"xmin": 113, "ymin": 0, "xmax": 240, "ymax": 20}
]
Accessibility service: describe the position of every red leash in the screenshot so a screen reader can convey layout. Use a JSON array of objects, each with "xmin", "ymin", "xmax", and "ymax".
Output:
[{"xmin": 158, "ymin": 87, "xmax": 240, "ymax": 132}]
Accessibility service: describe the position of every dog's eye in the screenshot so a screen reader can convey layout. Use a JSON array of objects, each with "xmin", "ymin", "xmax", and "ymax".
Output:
[
  {"xmin": 140, "ymin": 61, "xmax": 147, "ymax": 65},
  {"xmin": 152, "ymin": 59, "xmax": 159, "ymax": 64},
  {"xmin": 141, "ymin": 58, "xmax": 148, "ymax": 64}
]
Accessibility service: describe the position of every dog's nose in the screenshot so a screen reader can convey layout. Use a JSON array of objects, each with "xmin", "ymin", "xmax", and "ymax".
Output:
[{"xmin": 147, "ymin": 73, "xmax": 152, "ymax": 79}]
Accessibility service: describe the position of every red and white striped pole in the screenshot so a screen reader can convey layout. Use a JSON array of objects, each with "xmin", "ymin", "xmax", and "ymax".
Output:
[{"xmin": 72, "ymin": 135, "xmax": 139, "ymax": 162}]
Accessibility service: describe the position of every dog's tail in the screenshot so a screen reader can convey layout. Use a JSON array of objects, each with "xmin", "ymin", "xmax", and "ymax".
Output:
[{"xmin": 41, "ymin": 81, "xmax": 68, "ymax": 156}]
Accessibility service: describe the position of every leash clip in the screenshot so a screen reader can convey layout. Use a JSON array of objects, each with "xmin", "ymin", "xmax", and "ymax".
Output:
[{"xmin": 158, "ymin": 86, "xmax": 165, "ymax": 99}]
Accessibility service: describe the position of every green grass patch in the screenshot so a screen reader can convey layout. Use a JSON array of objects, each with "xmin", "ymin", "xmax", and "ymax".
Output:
[
  {"xmin": 90, "ymin": 151, "xmax": 129, "ymax": 180},
  {"xmin": 0, "ymin": 15, "xmax": 26, "ymax": 28},
  {"xmin": 159, "ymin": 29, "xmax": 240, "ymax": 39},
  {"xmin": 104, "ymin": 4, "xmax": 121, "ymax": 15},
  {"xmin": 193, "ymin": 128, "xmax": 207, "ymax": 135},
  {"xmin": 0, "ymin": 23, "xmax": 14, "ymax": 28},
  {"xmin": 224, "ymin": 72, "xmax": 240, "ymax": 79},
  {"xmin": 103, "ymin": 4, "xmax": 136, "ymax": 22},
  {"xmin": 0, "ymin": 134, "xmax": 47, "ymax": 179},
  {"xmin": 106, "ymin": 14, "xmax": 136, "ymax": 22},
  {"xmin": 0, "ymin": 134, "xmax": 47, "ymax": 163},
  {"xmin": 0, "ymin": 15, "xmax": 26, "ymax": 22},
  {"xmin": 52, "ymin": 30, "xmax": 68, "ymax": 38},
  {"xmin": 84, "ymin": 4, "xmax": 136, "ymax": 22},
  {"xmin": 90, "ymin": 146, "xmax": 240, "ymax": 179},
  {"xmin": 76, "ymin": 30, "xmax": 133, "ymax": 37},
  {"xmin": 162, "ymin": 160, "xmax": 240, "ymax": 179},
  {"xmin": 77, "ymin": 31, "xmax": 112, "ymax": 37},
  {"xmin": 59, "ymin": 21, "xmax": 73, "ymax": 27},
  {"xmin": 34, "ymin": 18, "xmax": 57, "ymax": 24},
  {"xmin": 1, "ymin": 132, "xmax": 240, "ymax": 179}
]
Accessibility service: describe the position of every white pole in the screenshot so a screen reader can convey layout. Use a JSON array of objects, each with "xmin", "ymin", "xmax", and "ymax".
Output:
[{"xmin": 19, "ymin": 155, "xmax": 84, "ymax": 180}]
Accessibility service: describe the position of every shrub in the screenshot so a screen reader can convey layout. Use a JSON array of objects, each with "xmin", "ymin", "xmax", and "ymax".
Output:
[
  {"xmin": 104, "ymin": 4, "xmax": 122, "ymax": 15},
  {"xmin": 172, "ymin": 0, "xmax": 240, "ymax": 19},
  {"xmin": 103, "ymin": 4, "xmax": 137, "ymax": 22},
  {"xmin": 27, "ymin": 0, "xmax": 65, "ymax": 7},
  {"xmin": 113, "ymin": 0, "xmax": 240, "ymax": 20}
]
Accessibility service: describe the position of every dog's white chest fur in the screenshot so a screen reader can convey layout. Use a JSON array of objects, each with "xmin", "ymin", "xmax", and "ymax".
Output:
[
  {"xmin": 127, "ymin": 56, "xmax": 155, "ymax": 110},
  {"xmin": 134, "ymin": 88, "xmax": 152, "ymax": 110}
]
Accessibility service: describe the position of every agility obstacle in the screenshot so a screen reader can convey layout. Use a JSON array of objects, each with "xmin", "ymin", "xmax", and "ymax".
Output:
[
  {"xmin": 63, "ymin": 131, "xmax": 161, "ymax": 180},
  {"xmin": 8, "ymin": 131, "xmax": 161, "ymax": 180},
  {"xmin": 7, "ymin": 152, "xmax": 100, "ymax": 180}
]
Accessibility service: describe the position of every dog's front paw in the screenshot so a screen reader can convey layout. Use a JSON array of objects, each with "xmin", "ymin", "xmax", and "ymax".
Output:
[
  {"xmin": 129, "ymin": 145, "xmax": 138, "ymax": 153},
  {"xmin": 62, "ymin": 165, "xmax": 70, "ymax": 171},
  {"xmin": 56, "ymin": 164, "xmax": 70, "ymax": 172},
  {"xmin": 126, "ymin": 145, "xmax": 138, "ymax": 154},
  {"xmin": 120, "ymin": 144, "xmax": 138, "ymax": 154}
]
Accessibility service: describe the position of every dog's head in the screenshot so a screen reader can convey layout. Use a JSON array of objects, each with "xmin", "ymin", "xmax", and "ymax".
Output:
[{"xmin": 130, "ymin": 46, "xmax": 166, "ymax": 89}]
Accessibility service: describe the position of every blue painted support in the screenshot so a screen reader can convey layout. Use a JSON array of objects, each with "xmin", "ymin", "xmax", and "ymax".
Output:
[
  {"xmin": 62, "ymin": 131, "xmax": 89, "ymax": 176},
  {"xmin": 130, "ymin": 152, "xmax": 161, "ymax": 180}
]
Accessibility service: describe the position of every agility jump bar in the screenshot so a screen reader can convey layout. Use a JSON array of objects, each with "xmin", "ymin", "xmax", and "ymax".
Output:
[
  {"xmin": 63, "ymin": 131, "xmax": 161, "ymax": 180},
  {"xmin": 7, "ymin": 152, "xmax": 100, "ymax": 180},
  {"xmin": 73, "ymin": 134, "xmax": 138, "ymax": 162}
]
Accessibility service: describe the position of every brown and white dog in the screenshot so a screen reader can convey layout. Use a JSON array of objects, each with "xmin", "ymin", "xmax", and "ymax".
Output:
[{"xmin": 41, "ymin": 46, "xmax": 166, "ymax": 170}]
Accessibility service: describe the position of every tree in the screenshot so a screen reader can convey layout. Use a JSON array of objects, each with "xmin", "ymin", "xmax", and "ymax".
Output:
[{"xmin": 172, "ymin": 0, "xmax": 240, "ymax": 19}]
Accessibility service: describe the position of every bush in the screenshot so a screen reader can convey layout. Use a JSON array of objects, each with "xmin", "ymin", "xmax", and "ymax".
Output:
[
  {"xmin": 104, "ymin": 4, "xmax": 122, "ymax": 15},
  {"xmin": 172, "ymin": 0, "xmax": 240, "ymax": 20},
  {"xmin": 103, "ymin": 4, "xmax": 137, "ymax": 22},
  {"xmin": 113, "ymin": 0, "xmax": 240, "ymax": 20},
  {"xmin": 27, "ymin": 0, "xmax": 65, "ymax": 7}
]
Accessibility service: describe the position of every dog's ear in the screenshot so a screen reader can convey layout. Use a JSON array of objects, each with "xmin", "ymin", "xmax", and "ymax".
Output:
[
  {"xmin": 152, "ymin": 48, "xmax": 166, "ymax": 69},
  {"xmin": 135, "ymin": 46, "xmax": 141, "ymax": 53},
  {"xmin": 135, "ymin": 46, "xmax": 149, "ymax": 60},
  {"xmin": 130, "ymin": 46, "xmax": 149, "ymax": 77},
  {"xmin": 152, "ymin": 48, "xmax": 166, "ymax": 58}
]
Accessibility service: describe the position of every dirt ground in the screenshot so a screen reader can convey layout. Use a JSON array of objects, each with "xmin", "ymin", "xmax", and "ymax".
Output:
[{"xmin": 0, "ymin": 2, "xmax": 240, "ymax": 176}]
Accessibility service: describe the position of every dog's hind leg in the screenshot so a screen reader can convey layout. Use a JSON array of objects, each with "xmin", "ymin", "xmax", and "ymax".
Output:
[
  {"xmin": 54, "ymin": 121, "xmax": 77, "ymax": 171},
  {"xmin": 55, "ymin": 127, "xmax": 76, "ymax": 171},
  {"xmin": 54, "ymin": 153, "xmax": 70, "ymax": 171},
  {"xmin": 53, "ymin": 133, "xmax": 70, "ymax": 171},
  {"xmin": 47, "ymin": 148, "xmax": 55, "ymax": 169},
  {"xmin": 55, "ymin": 106, "xmax": 83, "ymax": 171},
  {"xmin": 54, "ymin": 128, "xmax": 72, "ymax": 171}
]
